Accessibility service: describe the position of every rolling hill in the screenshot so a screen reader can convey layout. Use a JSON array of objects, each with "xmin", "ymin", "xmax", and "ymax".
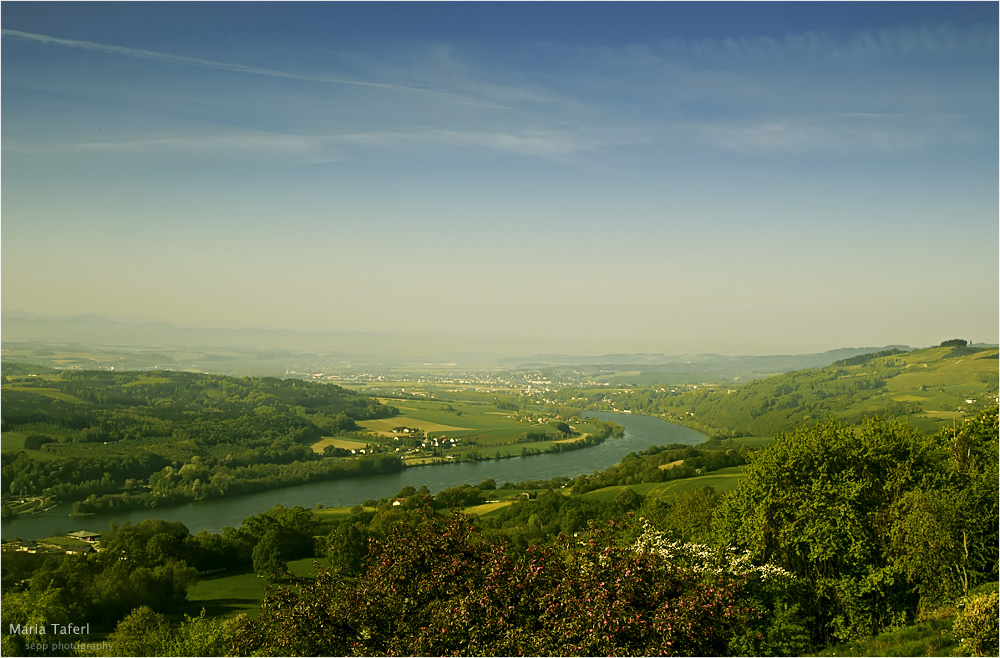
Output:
[{"xmin": 597, "ymin": 344, "xmax": 998, "ymax": 436}]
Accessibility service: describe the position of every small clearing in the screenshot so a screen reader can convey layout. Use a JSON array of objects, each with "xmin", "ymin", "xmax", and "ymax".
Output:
[
  {"xmin": 555, "ymin": 433, "xmax": 590, "ymax": 444},
  {"xmin": 311, "ymin": 436, "xmax": 369, "ymax": 454},
  {"xmin": 357, "ymin": 417, "xmax": 470, "ymax": 436}
]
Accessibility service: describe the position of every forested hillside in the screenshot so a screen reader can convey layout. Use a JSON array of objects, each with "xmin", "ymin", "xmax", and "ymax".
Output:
[
  {"xmin": 575, "ymin": 345, "xmax": 998, "ymax": 436},
  {"xmin": 1, "ymin": 367, "xmax": 400, "ymax": 515}
]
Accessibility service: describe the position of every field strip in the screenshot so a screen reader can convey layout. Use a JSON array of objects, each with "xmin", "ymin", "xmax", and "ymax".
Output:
[
  {"xmin": 464, "ymin": 501, "xmax": 514, "ymax": 516},
  {"xmin": 649, "ymin": 471, "xmax": 744, "ymax": 497},
  {"xmin": 357, "ymin": 416, "xmax": 471, "ymax": 436},
  {"xmin": 555, "ymin": 433, "xmax": 590, "ymax": 444},
  {"xmin": 2, "ymin": 386, "xmax": 82, "ymax": 403},
  {"xmin": 311, "ymin": 437, "xmax": 370, "ymax": 453}
]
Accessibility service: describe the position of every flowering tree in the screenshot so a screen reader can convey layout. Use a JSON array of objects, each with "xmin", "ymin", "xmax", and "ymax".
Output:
[{"xmin": 235, "ymin": 510, "xmax": 772, "ymax": 656}]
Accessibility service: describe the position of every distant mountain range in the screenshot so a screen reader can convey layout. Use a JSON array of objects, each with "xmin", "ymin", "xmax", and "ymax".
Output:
[{"xmin": 3, "ymin": 312, "xmax": 991, "ymax": 383}]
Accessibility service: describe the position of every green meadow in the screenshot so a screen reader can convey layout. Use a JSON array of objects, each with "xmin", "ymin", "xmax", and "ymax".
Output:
[
  {"xmin": 1, "ymin": 431, "xmax": 62, "ymax": 462},
  {"xmin": 185, "ymin": 557, "xmax": 332, "ymax": 619},
  {"xmin": 352, "ymin": 396, "xmax": 604, "ymax": 460},
  {"xmin": 578, "ymin": 466, "xmax": 746, "ymax": 503}
]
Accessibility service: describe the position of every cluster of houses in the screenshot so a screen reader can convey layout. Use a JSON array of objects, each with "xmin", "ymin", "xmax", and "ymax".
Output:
[
  {"xmin": 2, "ymin": 530, "xmax": 102, "ymax": 556},
  {"xmin": 386, "ymin": 426, "xmax": 462, "ymax": 454},
  {"xmin": 420, "ymin": 436, "xmax": 460, "ymax": 450}
]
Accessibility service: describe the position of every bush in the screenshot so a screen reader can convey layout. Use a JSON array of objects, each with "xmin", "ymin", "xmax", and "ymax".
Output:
[
  {"xmin": 23, "ymin": 434, "xmax": 54, "ymax": 450},
  {"xmin": 952, "ymin": 590, "xmax": 999, "ymax": 657},
  {"xmin": 235, "ymin": 513, "xmax": 763, "ymax": 656}
]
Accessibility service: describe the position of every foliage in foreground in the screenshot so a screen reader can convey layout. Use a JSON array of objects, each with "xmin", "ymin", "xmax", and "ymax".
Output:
[
  {"xmin": 3, "ymin": 408, "xmax": 995, "ymax": 656},
  {"xmin": 951, "ymin": 587, "xmax": 1000, "ymax": 657},
  {"xmin": 234, "ymin": 510, "xmax": 802, "ymax": 656},
  {"xmin": 715, "ymin": 408, "xmax": 998, "ymax": 644}
]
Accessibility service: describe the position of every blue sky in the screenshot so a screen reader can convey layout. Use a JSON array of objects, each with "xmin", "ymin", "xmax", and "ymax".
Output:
[{"xmin": 2, "ymin": 2, "xmax": 997, "ymax": 355}]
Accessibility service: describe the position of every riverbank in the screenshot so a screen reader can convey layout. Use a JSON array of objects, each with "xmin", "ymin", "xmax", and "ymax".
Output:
[{"xmin": 0, "ymin": 412, "xmax": 704, "ymax": 540}]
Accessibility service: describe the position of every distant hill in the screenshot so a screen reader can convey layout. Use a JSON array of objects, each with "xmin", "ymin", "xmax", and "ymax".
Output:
[
  {"xmin": 3, "ymin": 312, "xmax": 924, "ymax": 381},
  {"xmin": 529, "ymin": 347, "xmax": 914, "ymax": 385},
  {"xmin": 601, "ymin": 345, "xmax": 999, "ymax": 436}
]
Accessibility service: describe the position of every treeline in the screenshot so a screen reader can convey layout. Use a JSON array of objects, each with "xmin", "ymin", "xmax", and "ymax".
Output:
[
  {"xmin": 70, "ymin": 453, "xmax": 402, "ymax": 514},
  {"xmin": 1, "ymin": 505, "xmax": 321, "ymax": 655},
  {"xmin": 430, "ymin": 418, "xmax": 623, "ymax": 463},
  {"xmin": 832, "ymin": 347, "xmax": 907, "ymax": 367},
  {"xmin": 1, "ymin": 367, "xmax": 398, "ymax": 511},
  {"xmin": 569, "ymin": 443, "xmax": 745, "ymax": 494}
]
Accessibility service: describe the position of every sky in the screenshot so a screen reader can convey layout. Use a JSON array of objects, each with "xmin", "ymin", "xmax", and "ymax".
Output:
[{"xmin": 2, "ymin": 2, "xmax": 997, "ymax": 356}]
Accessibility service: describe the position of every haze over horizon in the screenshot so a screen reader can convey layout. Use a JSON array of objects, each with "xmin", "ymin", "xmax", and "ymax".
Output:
[{"xmin": 3, "ymin": 3, "xmax": 997, "ymax": 357}]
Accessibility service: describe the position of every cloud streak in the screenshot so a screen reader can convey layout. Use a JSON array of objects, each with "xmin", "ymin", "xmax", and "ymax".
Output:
[
  {"xmin": 688, "ymin": 111, "xmax": 981, "ymax": 154},
  {"xmin": 3, "ymin": 126, "xmax": 604, "ymax": 165},
  {"xmin": 1, "ymin": 28, "xmax": 509, "ymax": 109}
]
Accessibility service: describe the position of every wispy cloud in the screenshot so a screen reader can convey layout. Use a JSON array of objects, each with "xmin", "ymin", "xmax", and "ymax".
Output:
[
  {"xmin": 1, "ymin": 28, "xmax": 510, "ymax": 109},
  {"xmin": 3, "ymin": 22, "xmax": 993, "ymax": 163},
  {"xmin": 3, "ymin": 126, "xmax": 604, "ymax": 165},
  {"xmin": 662, "ymin": 22, "xmax": 997, "ymax": 65},
  {"xmin": 689, "ymin": 111, "xmax": 981, "ymax": 154}
]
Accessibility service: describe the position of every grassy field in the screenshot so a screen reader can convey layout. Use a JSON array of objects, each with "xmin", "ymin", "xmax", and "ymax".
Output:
[
  {"xmin": 580, "ymin": 466, "xmax": 746, "ymax": 503},
  {"xmin": 357, "ymin": 416, "xmax": 472, "ymax": 435},
  {"xmin": 1, "ymin": 431, "xmax": 27, "ymax": 451},
  {"xmin": 727, "ymin": 436, "xmax": 774, "ymax": 448},
  {"xmin": 1, "ymin": 385, "xmax": 82, "ymax": 403},
  {"xmin": 350, "ymin": 397, "xmax": 601, "ymax": 460},
  {"xmin": 313, "ymin": 505, "xmax": 374, "ymax": 521},
  {"xmin": 809, "ymin": 618, "xmax": 960, "ymax": 657},
  {"xmin": 309, "ymin": 436, "xmax": 369, "ymax": 454},
  {"xmin": 1, "ymin": 431, "xmax": 62, "ymax": 461},
  {"xmin": 185, "ymin": 557, "xmax": 331, "ymax": 619},
  {"xmin": 186, "ymin": 571, "xmax": 267, "ymax": 618}
]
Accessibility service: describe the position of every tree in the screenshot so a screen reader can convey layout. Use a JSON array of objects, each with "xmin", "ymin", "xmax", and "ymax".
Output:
[
  {"xmin": 613, "ymin": 487, "xmax": 642, "ymax": 512},
  {"xmin": 714, "ymin": 410, "xmax": 998, "ymax": 643},
  {"xmin": 104, "ymin": 606, "xmax": 172, "ymax": 657},
  {"xmin": 253, "ymin": 530, "xmax": 287, "ymax": 580},
  {"xmin": 170, "ymin": 609, "xmax": 245, "ymax": 657},
  {"xmin": 234, "ymin": 512, "xmax": 760, "ymax": 656},
  {"xmin": 663, "ymin": 485, "xmax": 719, "ymax": 544},
  {"xmin": 1, "ymin": 588, "xmax": 71, "ymax": 656},
  {"xmin": 328, "ymin": 521, "xmax": 371, "ymax": 576}
]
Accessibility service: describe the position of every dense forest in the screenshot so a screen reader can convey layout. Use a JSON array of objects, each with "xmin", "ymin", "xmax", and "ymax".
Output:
[{"xmin": 1, "ymin": 368, "xmax": 401, "ymax": 514}]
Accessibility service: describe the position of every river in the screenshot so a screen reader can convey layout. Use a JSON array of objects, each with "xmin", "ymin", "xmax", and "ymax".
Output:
[{"xmin": 1, "ymin": 412, "xmax": 705, "ymax": 539}]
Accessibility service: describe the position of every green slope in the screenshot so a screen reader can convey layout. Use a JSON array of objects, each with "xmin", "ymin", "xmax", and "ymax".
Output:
[{"xmin": 605, "ymin": 345, "xmax": 998, "ymax": 436}]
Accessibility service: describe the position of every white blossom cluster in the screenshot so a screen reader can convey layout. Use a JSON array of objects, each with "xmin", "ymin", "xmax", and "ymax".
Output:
[{"xmin": 633, "ymin": 519, "xmax": 794, "ymax": 582}]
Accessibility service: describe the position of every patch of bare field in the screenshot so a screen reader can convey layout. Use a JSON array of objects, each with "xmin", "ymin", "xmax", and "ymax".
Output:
[
  {"xmin": 311, "ymin": 437, "xmax": 369, "ymax": 453},
  {"xmin": 357, "ymin": 417, "xmax": 470, "ymax": 436}
]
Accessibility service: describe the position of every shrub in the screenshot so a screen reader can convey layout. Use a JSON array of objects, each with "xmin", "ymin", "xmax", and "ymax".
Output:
[
  {"xmin": 235, "ymin": 512, "xmax": 762, "ymax": 656},
  {"xmin": 952, "ymin": 590, "xmax": 999, "ymax": 657}
]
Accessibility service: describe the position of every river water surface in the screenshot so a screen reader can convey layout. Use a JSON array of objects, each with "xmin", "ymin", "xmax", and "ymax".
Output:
[{"xmin": 1, "ymin": 412, "xmax": 704, "ymax": 539}]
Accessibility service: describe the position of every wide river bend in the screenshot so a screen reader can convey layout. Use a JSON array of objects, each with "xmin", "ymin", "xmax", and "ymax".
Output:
[{"xmin": 1, "ymin": 412, "xmax": 705, "ymax": 539}]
